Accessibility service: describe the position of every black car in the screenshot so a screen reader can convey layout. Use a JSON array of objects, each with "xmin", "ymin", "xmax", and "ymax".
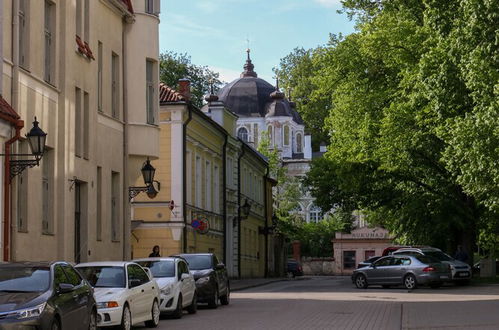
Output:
[
  {"xmin": 286, "ymin": 260, "xmax": 303, "ymax": 277},
  {"xmin": 0, "ymin": 261, "xmax": 96, "ymax": 330},
  {"xmin": 172, "ymin": 254, "xmax": 229, "ymax": 309}
]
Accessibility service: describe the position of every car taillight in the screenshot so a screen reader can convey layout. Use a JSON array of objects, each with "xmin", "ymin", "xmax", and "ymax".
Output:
[{"xmin": 423, "ymin": 266, "xmax": 435, "ymax": 272}]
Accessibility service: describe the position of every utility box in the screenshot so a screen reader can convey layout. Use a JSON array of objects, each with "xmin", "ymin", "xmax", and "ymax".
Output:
[{"xmin": 480, "ymin": 259, "xmax": 496, "ymax": 277}]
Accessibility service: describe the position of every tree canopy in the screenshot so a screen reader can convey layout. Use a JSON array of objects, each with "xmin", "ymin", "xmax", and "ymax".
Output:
[
  {"xmin": 284, "ymin": 0, "xmax": 498, "ymax": 257},
  {"xmin": 159, "ymin": 51, "xmax": 223, "ymax": 108}
]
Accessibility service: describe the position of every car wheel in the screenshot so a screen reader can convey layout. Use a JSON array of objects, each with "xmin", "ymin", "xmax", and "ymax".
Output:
[
  {"xmin": 208, "ymin": 288, "xmax": 219, "ymax": 309},
  {"xmin": 121, "ymin": 305, "xmax": 132, "ymax": 330},
  {"xmin": 171, "ymin": 294, "xmax": 183, "ymax": 319},
  {"xmin": 220, "ymin": 284, "xmax": 230, "ymax": 305},
  {"xmin": 186, "ymin": 292, "xmax": 198, "ymax": 314},
  {"xmin": 88, "ymin": 309, "xmax": 97, "ymax": 330},
  {"xmin": 51, "ymin": 317, "xmax": 61, "ymax": 330},
  {"xmin": 404, "ymin": 274, "xmax": 417, "ymax": 290},
  {"xmin": 355, "ymin": 274, "xmax": 368, "ymax": 289},
  {"xmin": 145, "ymin": 299, "xmax": 160, "ymax": 328}
]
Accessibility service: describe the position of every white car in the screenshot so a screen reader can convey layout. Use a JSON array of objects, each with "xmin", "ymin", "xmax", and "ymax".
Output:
[
  {"xmin": 76, "ymin": 261, "xmax": 160, "ymax": 330},
  {"xmin": 134, "ymin": 257, "xmax": 197, "ymax": 318}
]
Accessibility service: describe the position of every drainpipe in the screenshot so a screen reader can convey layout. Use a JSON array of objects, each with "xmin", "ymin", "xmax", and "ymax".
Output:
[
  {"xmin": 222, "ymin": 135, "xmax": 227, "ymax": 263},
  {"xmin": 237, "ymin": 144, "xmax": 245, "ymax": 278},
  {"xmin": 263, "ymin": 167, "xmax": 269, "ymax": 278},
  {"xmin": 182, "ymin": 105, "xmax": 192, "ymax": 253}
]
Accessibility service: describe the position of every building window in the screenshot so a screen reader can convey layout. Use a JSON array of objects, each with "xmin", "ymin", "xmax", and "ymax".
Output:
[
  {"xmin": 44, "ymin": 1, "xmax": 55, "ymax": 84},
  {"xmin": 96, "ymin": 167, "xmax": 102, "ymax": 241},
  {"xmin": 83, "ymin": 91, "xmax": 89, "ymax": 159},
  {"xmin": 76, "ymin": 0, "xmax": 82, "ymax": 37},
  {"xmin": 283, "ymin": 125, "xmax": 290, "ymax": 146},
  {"xmin": 205, "ymin": 161, "xmax": 211, "ymax": 211},
  {"xmin": 237, "ymin": 127, "xmax": 249, "ymax": 142},
  {"xmin": 17, "ymin": 142, "xmax": 29, "ymax": 232},
  {"xmin": 309, "ymin": 205, "xmax": 323, "ymax": 223},
  {"xmin": 84, "ymin": 0, "xmax": 89, "ymax": 42},
  {"xmin": 253, "ymin": 123, "xmax": 259, "ymax": 145},
  {"xmin": 214, "ymin": 165, "xmax": 219, "ymax": 213},
  {"xmin": 111, "ymin": 52, "xmax": 119, "ymax": 119},
  {"xmin": 111, "ymin": 171, "xmax": 120, "ymax": 241},
  {"xmin": 195, "ymin": 156, "xmax": 202, "ymax": 208},
  {"xmin": 42, "ymin": 149, "xmax": 54, "ymax": 234},
  {"xmin": 267, "ymin": 125, "xmax": 273, "ymax": 146},
  {"xmin": 145, "ymin": 0, "xmax": 160, "ymax": 15},
  {"xmin": 19, "ymin": 0, "xmax": 29, "ymax": 69},
  {"xmin": 296, "ymin": 133, "xmax": 303, "ymax": 153},
  {"xmin": 186, "ymin": 151, "xmax": 192, "ymax": 204},
  {"xmin": 146, "ymin": 60, "xmax": 155, "ymax": 124},
  {"xmin": 75, "ymin": 87, "xmax": 82, "ymax": 157},
  {"xmin": 97, "ymin": 41, "xmax": 103, "ymax": 112},
  {"xmin": 227, "ymin": 157, "xmax": 234, "ymax": 188},
  {"xmin": 343, "ymin": 251, "xmax": 356, "ymax": 269}
]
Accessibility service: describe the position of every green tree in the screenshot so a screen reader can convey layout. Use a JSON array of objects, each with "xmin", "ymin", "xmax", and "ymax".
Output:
[{"xmin": 159, "ymin": 51, "xmax": 223, "ymax": 108}]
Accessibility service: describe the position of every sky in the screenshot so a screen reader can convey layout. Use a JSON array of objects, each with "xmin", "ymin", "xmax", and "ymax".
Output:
[{"xmin": 158, "ymin": 0, "xmax": 356, "ymax": 83}]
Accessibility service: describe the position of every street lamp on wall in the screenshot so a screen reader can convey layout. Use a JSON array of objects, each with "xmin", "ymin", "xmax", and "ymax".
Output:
[
  {"xmin": 129, "ymin": 158, "xmax": 161, "ymax": 201},
  {"xmin": 3, "ymin": 117, "xmax": 48, "ymax": 180},
  {"xmin": 240, "ymin": 199, "xmax": 251, "ymax": 219}
]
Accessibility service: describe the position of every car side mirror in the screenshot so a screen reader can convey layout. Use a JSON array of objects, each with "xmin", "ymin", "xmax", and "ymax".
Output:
[
  {"xmin": 181, "ymin": 273, "xmax": 190, "ymax": 281},
  {"xmin": 215, "ymin": 263, "xmax": 225, "ymax": 270},
  {"xmin": 129, "ymin": 279, "xmax": 142, "ymax": 288},
  {"xmin": 58, "ymin": 283, "xmax": 75, "ymax": 294}
]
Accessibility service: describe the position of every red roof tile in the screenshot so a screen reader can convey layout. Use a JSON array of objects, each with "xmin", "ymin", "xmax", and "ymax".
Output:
[
  {"xmin": 0, "ymin": 95, "xmax": 20, "ymax": 121},
  {"xmin": 159, "ymin": 83, "xmax": 186, "ymax": 103}
]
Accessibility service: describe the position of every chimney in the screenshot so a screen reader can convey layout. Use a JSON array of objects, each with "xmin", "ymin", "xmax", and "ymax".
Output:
[{"xmin": 178, "ymin": 78, "xmax": 191, "ymax": 101}]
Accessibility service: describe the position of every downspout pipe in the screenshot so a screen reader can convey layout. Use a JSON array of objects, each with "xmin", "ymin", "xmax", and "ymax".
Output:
[
  {"xmin": 182, "ymin": 105, "xmax": 192, "ymax": 253},
  {"xmin": 263, "ymin": 166, "xmax": 269, "ymax": 278},
  {"xmin": 237, "ymin": 144, "xmax": 245, "ymax": 278},
  {"xmin": 222, "ymin": 135, "xmax": 227, "ymax": 263},
  {"xmin": 3, "ymin": 119, "xmax": 24, "ymax": 261}
]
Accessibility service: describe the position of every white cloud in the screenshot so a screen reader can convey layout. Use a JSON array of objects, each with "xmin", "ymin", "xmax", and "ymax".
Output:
[{"xmin": 314, "ymin": 0, "xmax": 342, "ymax": 8}]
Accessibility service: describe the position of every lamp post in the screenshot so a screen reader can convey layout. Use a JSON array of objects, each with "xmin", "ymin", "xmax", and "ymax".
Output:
[
  {"xmin": 4, "ymin": 117, "xmax": 47, "ymax": 180},
  {"xmin": 240, "ymin": 199, "xmax": 251, "ymax": 219},
  {"xmin": 129, "ymin": 158, "xmax": 160, "ymax": 200}
]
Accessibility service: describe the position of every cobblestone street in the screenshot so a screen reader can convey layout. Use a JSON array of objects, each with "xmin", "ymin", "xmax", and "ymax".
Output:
[{"xmin": 136, "ymin": 276, "xmax": 499, "ymax": 330}]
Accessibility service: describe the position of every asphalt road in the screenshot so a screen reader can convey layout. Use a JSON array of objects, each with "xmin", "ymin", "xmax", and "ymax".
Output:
[{"xmin": 134, "ymin": 276, "xmax": 499, "ymax": 330}]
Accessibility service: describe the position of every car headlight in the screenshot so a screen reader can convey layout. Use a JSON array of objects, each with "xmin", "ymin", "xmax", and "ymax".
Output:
[
  {"xmin": 96, "ymin": 301, "xmax": 119, "ymax": 309},
  {"xmin": 160, "ymin": 285, "xmax": 173, "ymax": 295},
  {"xmin": 16, "ymin": 302, "xmax": 46, "ymax": 319},
  {"xmin": 196, "ymin": 276, "xmax": 211, "ymax": 285}
]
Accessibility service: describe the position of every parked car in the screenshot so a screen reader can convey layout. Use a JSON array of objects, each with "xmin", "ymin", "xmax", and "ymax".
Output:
[
  {"xmin": 357, "ymin": 256, "xmax": 382, "ymax": 269},
  {"xmin": 352, "ymin": 255, "xmax": 451, "ymax": 290},
  {"xmin": 392, "ymin": 247, "xmax": 472, "ymax": 283},
  {"xmin": 172, "ymin": 253, "xmax": 229, "ymax": 308},
  {"xmin": 286, "ymin": 260, "xmax": 303, "ymax": 277},
  {"xmin": 76, "ymin": 261, "xmax": 160, "ymax": 330},
  {"xmin": 134, "ymin": 257, "xmax": 197, "ymax": 318},
  {"xmin": 0, "ymin": 261, "xmax": 97, "ymax": 330},
  {"xmin": 382, "ymin": 246, "xmax": 411, "ymax": 256}
]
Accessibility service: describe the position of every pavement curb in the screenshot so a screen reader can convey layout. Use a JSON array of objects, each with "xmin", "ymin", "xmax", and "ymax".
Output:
[{"xmin": 231, "ymin": 276, "xmax": 310, "ymax": 292}]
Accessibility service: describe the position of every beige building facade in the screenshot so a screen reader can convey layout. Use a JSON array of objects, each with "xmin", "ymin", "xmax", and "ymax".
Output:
[{"xmin": 1, "ymin": 0, "xmax": 160, "ymax": 262}]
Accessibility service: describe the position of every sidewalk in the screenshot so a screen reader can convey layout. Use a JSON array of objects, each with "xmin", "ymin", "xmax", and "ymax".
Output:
[{"xmin": 231, "ymin": 276, "xmax": 309, "ymax": 291}]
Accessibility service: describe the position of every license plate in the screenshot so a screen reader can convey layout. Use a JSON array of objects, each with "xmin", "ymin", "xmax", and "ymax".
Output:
[
  {"xmin": 459, "ymin": 272, "xmax": 469, "ymax": 277},
  {"xmin": 440, "ymin": 275, "xmax": 449, "ymax": 279}
]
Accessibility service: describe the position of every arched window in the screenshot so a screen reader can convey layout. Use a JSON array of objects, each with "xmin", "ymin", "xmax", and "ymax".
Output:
[
  {"xmin": 309, "ymin": 205, "xmax": 323, "ymax": 223},
  {"xmin": 296, "ymin": 133, "xmax": 302, "ymax": 153},
  {"xmin": 283, "ymin": 125, "xmax": 290, "ymax": 146},
  {"xmin": 267, "ymin": 125, "xmax": 273, "ymax": 146},
  {"xmin": 237, "ymin": 127, "xmax": 249, "ymax": 142}
]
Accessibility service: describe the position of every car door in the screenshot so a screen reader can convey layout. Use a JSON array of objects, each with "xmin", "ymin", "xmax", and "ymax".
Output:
[
  {"xmin": 62, "ymin": 264, "xmax": 90, "ymax": 329},
  {"xmin": 365, "ymin": 257, "xmax": 392, "ymax": 284},
  {"xmin": 127, "ymin": 264, "xmax": 155, "ymax": 321},
  {"xmin": 390, "ymin": 257, "xmax": 411, "ymax": 283},
  {"xmin": 52, "ymin": 264, "xmax": 80, "ymax": 329},
  {"xmin": 178, "ymin": 261, "xmax": 194, "ymax": 305},
  {"xmin": 212, "ymin": 255, "xmax": 227, "ymax": 295}
]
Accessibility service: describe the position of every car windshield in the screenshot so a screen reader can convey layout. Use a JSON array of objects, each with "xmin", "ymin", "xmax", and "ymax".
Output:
[
  {"xmin": 424, "ymin": 251, "xmax": 453, "ymax": 261},
  {"xmin": 0, "ymin": 266, "xmax": 50, "ymax": 292},
  {"xmin": 180, "ymin": 255, "xmax": 212, "ymax": 270},
  {"xmin": 77, "ymin": 266, "xmax": 125, "ymax": 288},
  {"xmin": 416, "ymin": 256, "xmax": 441, "ymax": 264},
  {"xmin": 136, "ymin": 261, "xmax": 175, "ymax": 278}
]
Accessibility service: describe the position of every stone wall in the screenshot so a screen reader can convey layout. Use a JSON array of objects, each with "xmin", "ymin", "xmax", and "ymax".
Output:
[{"xmin": 300, "ymin": 257, "xmax": 336, "ymax": 275}]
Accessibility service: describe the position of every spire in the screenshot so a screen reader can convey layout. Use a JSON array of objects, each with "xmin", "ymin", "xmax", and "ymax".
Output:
[
  {"xmin": 204, "ymin": 78, "xmax": 219, "ymax": 103},
  {"xmin": 270, "ymin": 77, "xmax": 284, "ymax": 99},
  {"xmin": 241, "ymin": 49, "xmax": 257, "ymax": 78}
]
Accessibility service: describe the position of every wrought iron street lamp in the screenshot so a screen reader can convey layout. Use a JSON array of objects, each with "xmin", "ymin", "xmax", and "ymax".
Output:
[
  {"xmin": 240, "ymin": 199, "xmax": 251, "ymax": 219},
  {"xmin": 5, "ymin": 117, "xmax": 47, "ymax": 180},
  {"xmin": 129, "ymin": 157, "xmax": 160, "ymax": 200}
]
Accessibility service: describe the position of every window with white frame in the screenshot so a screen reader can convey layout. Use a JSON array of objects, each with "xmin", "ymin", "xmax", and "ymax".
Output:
[
  {"xmin": 238, "ymin": 127, "xmax": 249, "ymax": 142},
  {"xmin": 296, "ymin": 133, "xmax": 303, "ymax": 153},
  {"xmin": 309, "ymin": 205, "xmax": 323, "ymax": 223},
  {"xmin": 146, "ymin": 60, "xmax": 155, "ymax": 124},
  {"xmin": 186, "ymin": 151, "xmax": 192, "ymax": 204},
  {"xmin": 205, "ymin": 161, "xmax": 211, "ymax": 211},
  {"xmin": 283, "ymin": 125, "xmax": 290, "ymax": 146},
  {"xmin": 195, "ymin": 156, "xmax": 202, "ymax": 208},
  {"xmin": 111, "ymin": 52, "xmax": 119, "ymax": 119}
]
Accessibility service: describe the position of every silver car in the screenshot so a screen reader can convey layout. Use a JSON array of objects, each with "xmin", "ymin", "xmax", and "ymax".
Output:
[
  {"xmin": 352, "ymin": 255, "xmax": 451, "ymax": 290},
  {"xmin": 392, "ymin": 247, "xmax": 472, "ymax": 283}
]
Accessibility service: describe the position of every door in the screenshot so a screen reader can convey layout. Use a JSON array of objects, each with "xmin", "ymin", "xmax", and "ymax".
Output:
[
  {"xmin": 127, "ymin": 264, "xmax": 155, "ymax": 321},
  {"xmin": 74, "ymin": 182, "xmax": 88, "ymax": 264},
  {"xmin": 213, "ymin": 255, "xmax": 227, "ymax": 295},
  {"xmin": 62, "ymin": 264, "xmax": 90, "ymax": 329},
  {"xmin": 74, "ymin": 183, "xmax": 81, "ymax": 263},
  {"xmin": 53, "ymin": 265, "xmax": 80, "ymax": 328},
  {"xmin": 365, "ymin": 257, "xmax": 393, "ymax": 284},
  {"xmin": 178, "ymin": 261, "xmax": 194, "ymax": 305},
  {"xmin": 389, "ymin": 257, "xmax": 411, "ymax": 284}
]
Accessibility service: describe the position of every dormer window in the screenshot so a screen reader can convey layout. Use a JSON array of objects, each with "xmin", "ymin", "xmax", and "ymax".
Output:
[
  {"xmin": 283, "ymin": 125, "xmax": 290, "ymax": 146},
  {"xmin": 238, "ymin": 127, "xmax": 249, "ymax": 142},
  {"xmin": 296, "ymin": 133, "xmax": 303, "ymax": 153}
]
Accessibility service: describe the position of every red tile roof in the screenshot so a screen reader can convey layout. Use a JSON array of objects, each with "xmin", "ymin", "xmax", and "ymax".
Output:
[
  {"xmin": 159, "ymin": 83, "xmax": 186, "ymax": 103},
  {"xmin": 0, "ymin": 95, "xmax": 20, "ymax": 121},
  {"xmin": 121, "ymin": 0, "xmax": 134, "ymax": 14}
]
